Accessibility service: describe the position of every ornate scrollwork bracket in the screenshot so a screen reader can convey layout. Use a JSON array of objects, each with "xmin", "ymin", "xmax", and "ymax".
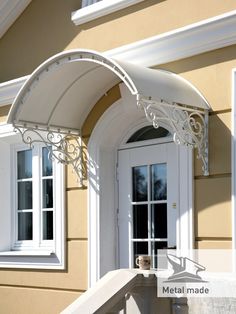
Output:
[
  {"xmin": 137, "ymin": 95, "xmax": 209, "ymax": 176},
  {"xmin": 14, "ymin": 125, "xmax": 87, "ymax": 187}
]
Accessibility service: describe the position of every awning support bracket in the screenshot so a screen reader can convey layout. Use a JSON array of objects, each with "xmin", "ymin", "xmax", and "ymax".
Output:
[
  {"xmin": 137, "ymin": 95, "xmax": 209, "ymax": 176},
  {"xmin": 14, "ymin": 125, "xmax": 87, "ymax": 187},
  {"xmin": 13, "ymin": 93, "xmax": 209, "ymax": 188}
]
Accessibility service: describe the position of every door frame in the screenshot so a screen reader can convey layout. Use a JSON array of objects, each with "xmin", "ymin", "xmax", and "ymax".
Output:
[
  {"xmin": 118, "ymin": 141, "xmax": 179, "ymax": 268},
  {"xmin": 87, "ymin": 83, "xmax": 194, "ymax": 287}
]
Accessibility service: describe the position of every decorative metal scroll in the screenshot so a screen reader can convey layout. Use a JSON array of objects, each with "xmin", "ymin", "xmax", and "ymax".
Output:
[
  {"xmin": 13, "ymin": 94, "xmax": 209, "ymax": 186},
  {"xmin": 14, "ymin": 125, "xmax": 87, "ymax": 187},
  {"xmin": 137, "ymin": 95, "xmax": 209, "ymax": 175}
]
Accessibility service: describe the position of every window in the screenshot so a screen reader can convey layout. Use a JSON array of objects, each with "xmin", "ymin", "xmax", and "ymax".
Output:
[
  {"xmin": 127, "ymin": 126, "xmax": 170, "ymax": 143},
  {"xmin": 72, "ymin": 0, "xmax": 146, "ymax": 26},
  {"xmin": 0, "ymin": 127, "xmax": 65, "ymax": 269},
  {"xmin": 14, "ymin": 145, "xmax": 55, "ymax": 249},
  {"xmin": 81, "ymin": 0, "xmax": 102, "ymax": 8}
]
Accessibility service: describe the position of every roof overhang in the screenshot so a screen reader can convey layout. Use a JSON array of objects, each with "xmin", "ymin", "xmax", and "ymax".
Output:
[{"xmin": 7, "ymin": 49, "xmax": 210, "ymax": 184}]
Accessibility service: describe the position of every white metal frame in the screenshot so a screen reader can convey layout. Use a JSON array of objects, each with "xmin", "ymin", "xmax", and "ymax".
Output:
[
  {"xmin": 0, "ymin": 128, "xmax": 65, "ymax": 269},
  {"xmin": 87, "ymin": 84, "xmax": 194, "ymax": 287}
]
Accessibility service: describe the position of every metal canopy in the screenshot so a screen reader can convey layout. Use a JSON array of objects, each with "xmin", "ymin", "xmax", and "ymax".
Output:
[{"xmin": 7, "ymin": 49, "xmax": 210, "ymax": 185}]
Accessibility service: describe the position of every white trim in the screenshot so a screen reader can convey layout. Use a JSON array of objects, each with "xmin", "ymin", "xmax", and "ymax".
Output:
[
  {"xmin": 0, "ymin": 127, "xmax": 65, "ymax": 269},
  {"xmin": 232, "ymin": 69, "xmax": 236, "ymax": 271},
  {"xmin": 105, "ymin": 9, "xmax": 236, "ymax": 67},
  {"xmin": 0, "ymin": 75, "xmax": 29, "ymax": 106},
  {"xmin": 71, "ymin": 0, "xmax": 145, "ymax": 26},
  {"xmin": 88, "ymin": 83, "xmax": 193, "ymax": 287},
  {"xmin": 0, "ymin": 250, "xmax": 53, "ymax": 256},
  {"xmin": 2, "ymin": 10, "xmax": 236, "ymax": 105},
  {"xmin": 0, "ymin": 0, "xmax": 31, "ymax": 39}
]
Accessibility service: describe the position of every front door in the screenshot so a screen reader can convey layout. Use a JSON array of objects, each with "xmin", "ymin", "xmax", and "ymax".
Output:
[{"xmin": 118, "ymin": 142, "xmax": 178, "ymax": 268}]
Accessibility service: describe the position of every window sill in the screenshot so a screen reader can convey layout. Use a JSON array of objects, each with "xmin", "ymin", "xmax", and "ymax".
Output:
[
  {"xmin": 0, "ymin": 250, "xmax": 64, "ymax": 269},
  {"xmin": 0, "ymin": 250, "xmax": 53, "ymax": 256},
  {"xmin": 71, "ymin": 0, "xmax": 145, "ymax": 26}
]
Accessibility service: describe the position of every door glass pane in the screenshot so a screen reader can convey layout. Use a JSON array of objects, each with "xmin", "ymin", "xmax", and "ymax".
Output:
[
  {"xmin": 42, "ymin": 179, "xmax": 53, "ymax": 208},
  {"xmin": 151, "ymin": 163, "xmax": 167, "ymax": 200},
  {"xmin": 43, "ymin": 211, "xmax": 53, "ymax": 240},
  {"xmin": 18, "ymin": 212, "xmax": 32, "ymax": 240},
  {"xmin": 18, "ymin": 182, "xmax": 32, "ymax": 210},
  {"xmin": 133, "ymin": 242, "xmax": 148, "ymax": 267},
  {"xmin": 151, "ymin": 204, "xmax": 167, "ymax": 238},
  {"xmin": 42, "ymin": 147, "xmax": 52, "ymax": 177},
  {"xmin": 132, "ymin": 166, "xmax": 148, "ymax": 202},
  {"xmin": 127, "ymin": 126, "xmax": 170, "ymax": 143},
  {"xmin": 133, "ymin": 205, "xmax": 148, "ymax": 238},
  {"xmin": 17, "ymin": 149, "xmax": 32, "ymax": 179}
]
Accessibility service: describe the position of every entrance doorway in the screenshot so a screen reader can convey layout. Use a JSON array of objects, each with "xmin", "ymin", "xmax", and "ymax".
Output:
[{"xmin": 118, "ymin": 127, "xmax": 179, "ymax": 268}]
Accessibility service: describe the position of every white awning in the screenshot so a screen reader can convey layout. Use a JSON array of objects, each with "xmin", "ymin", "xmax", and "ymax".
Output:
[{"xmin": 7, "ymin": 49, "xmax": 210, "ymax": 183}]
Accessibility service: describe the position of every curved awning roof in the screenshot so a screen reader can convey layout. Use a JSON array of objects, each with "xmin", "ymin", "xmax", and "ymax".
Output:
[
  {"xmin": 7, "ymin": 49, "xmax": 209, "ymax": 133},
  {"xmin": 7, "ymin": 49, "xmax": 210, "ymax": 182}
]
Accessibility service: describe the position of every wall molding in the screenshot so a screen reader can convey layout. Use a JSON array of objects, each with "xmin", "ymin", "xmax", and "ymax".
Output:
[
  {"xmin": 71, "ymin": 0, "xmax": 145, "ymax": 26},
  {"xmin": 0, "ymin": 76, "xmax": 29, "ymax": 106},
  {"xmin": 0, "ymin": 0, "xmax": 31, "ymax": 39},
  {"xmin": 105, "ymin": 9, "xmax": 236, "ymax": 67},
  {"xmin": 1, "ymin": 9, "xmax": 236, "ymax": 105}
]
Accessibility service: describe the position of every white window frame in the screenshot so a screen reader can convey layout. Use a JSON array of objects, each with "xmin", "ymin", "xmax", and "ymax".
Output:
[
  {"xmin": 71, "ymin": 0, "xmax": 145, "ymax": 26},
  {"xmin": 0, "ymin": 125, "xmax": 65, "ymax": 269},
  {"xmin": 12, "ymin": 143, "xmax": 55, "ymax": 251}
]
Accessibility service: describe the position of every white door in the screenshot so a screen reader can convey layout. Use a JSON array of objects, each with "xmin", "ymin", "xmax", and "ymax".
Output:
[{"xmin": 118, "ymin": 142, "xmax": 179, "ymax": 268}]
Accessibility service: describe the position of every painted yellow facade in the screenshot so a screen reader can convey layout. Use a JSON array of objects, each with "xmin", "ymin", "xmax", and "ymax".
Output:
[{"xmin": 0, "ymin": 0, "xmax": 235, "ymax": 312}]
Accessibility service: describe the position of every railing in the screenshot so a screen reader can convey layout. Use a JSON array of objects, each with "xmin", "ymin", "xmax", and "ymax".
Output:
[{"xmin": 61, "ymin": 269, "xmax": 172, "ymax": 314}]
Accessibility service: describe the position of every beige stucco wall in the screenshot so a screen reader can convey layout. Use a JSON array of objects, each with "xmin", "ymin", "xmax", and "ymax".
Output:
[
  {"xmin": 0, "ymin": 0, "xmax": 235, "ymax": 312},
  {"xmin": 0, "ymin": 105, "xmax": 11, "ymax": 122},
  {"xmin": 160, "ymin": 46, "xmax": 233, "ymax": 249},
  {"xmin": 0, "ymin": 0, "xmax": 236, "ymax": 82}
]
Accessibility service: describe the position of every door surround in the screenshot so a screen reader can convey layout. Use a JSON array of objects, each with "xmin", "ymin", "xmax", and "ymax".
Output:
[{"xmin": 87, "ymin": 83, "xmax": 194, "ymax": 287}]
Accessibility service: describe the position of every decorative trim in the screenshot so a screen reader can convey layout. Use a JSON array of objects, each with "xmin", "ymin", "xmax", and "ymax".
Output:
[
  {"xmin": 0, "ymin": 75, "xmax": 29, "ymax": 106},
  {"xmin": 71, "ymin": 0, "xmax": 145, "ymax": 26},
  {"xmin": 105, "ymin": 9, "xmax": 236, "ymax": 67},
  {"xmin": 0, "ymin": 0, "xmax": 31, "ymax": 39},
  {"xmin": 14, "ymin": 125, "xmax": 87, "ymax": 187},
  {"xmin": 137, "ymin": 95, "xmax": 209, "ymax": 175}
]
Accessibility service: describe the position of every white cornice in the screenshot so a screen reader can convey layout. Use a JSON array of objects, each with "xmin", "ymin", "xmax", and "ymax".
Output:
[
  {"xmin": 105, "ymin": 9, "xmax": 236, "ymax": 67},
  {"xmin": 1, "ymin": 9, "xmax": 236, "ymax": 105},
  {"xmin": 0, "ymin": 0, "xmax": 32, "ymax": 39},
  {"xmin": 71, "ymin": 0, "xmax": 145, "ymax": 26},
  {"xmin": 0, "ymin": 76, "xmax": 29, "ymax": 106}
]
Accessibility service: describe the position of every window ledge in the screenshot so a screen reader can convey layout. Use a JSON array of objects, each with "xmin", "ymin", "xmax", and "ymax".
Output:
[
  {"xmin": 71, "ymin": 0, "xmax": 145, "ymax": 25},
  {"xmin": 0, "ymin": 250, "xmax": 54, "ymax": 256}
]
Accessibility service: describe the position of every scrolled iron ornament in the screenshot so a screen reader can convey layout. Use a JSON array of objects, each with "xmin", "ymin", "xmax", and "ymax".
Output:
[
  {"xmin": 137, "ymin": 95, "xmax": 209, "ymax": 175},
  {"xmin": 14, "ymin": 126, "xmax": 87, "ymax": 187}
]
